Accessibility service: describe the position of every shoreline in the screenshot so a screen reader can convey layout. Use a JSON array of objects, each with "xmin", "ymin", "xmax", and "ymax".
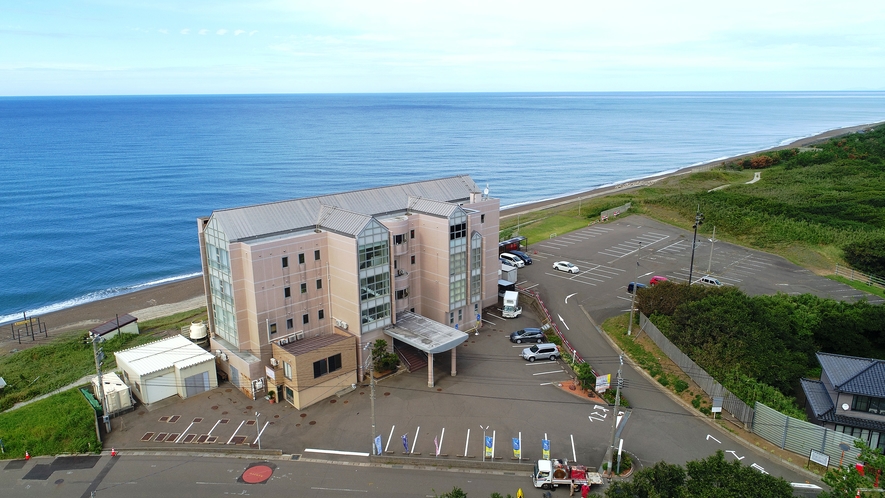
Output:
[{"xmin": 4, "ymin": 120, "xmax": 882, "ymax": 339}]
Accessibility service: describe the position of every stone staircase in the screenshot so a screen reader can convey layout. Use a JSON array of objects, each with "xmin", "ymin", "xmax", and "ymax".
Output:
[{"xmin": 394, "ymin": 342, "xmax": 427, "ymax": 373}]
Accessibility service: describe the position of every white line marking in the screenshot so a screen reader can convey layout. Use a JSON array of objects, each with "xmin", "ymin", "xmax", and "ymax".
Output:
[
  {"xmin": 533, "ymin": 370, "xmax": 564, "ymax": 376},
  {"xmin": 558, "ymin": 314, "xmax": 570, "ymax": 330},
  {"xmin": 726, "ymin": 450, "xmax": 745, "ymax": 460},
  {"xmin": 565, "ymin": 293, "xmax": 577, "ymax": 304},
  {"xmin": 311, "ymin": 487, "xmax": 369, "ymax": 493},
  {"xmin": 706, "ymin": 435, "xmax": 721, "ymax": 444},
  {"xmin": 305, "ymin": 448, "xmax": 370, "ymax": 456}
]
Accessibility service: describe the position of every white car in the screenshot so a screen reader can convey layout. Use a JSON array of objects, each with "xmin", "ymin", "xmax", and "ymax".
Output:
[{"xmin": 552, "ymin": 261, "xmax": 579, "ymax": 274}]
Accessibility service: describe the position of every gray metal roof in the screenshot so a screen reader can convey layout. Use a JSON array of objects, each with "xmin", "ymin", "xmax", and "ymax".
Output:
[
  {"xmin": 408, "ymin": 196, "xmax": 458, "ymax": 217},
  {"xmin": 115, "ymin": 335, "xmax": 215, "ymax": 376},
  {"xmin": 800, "ymin": 378, "xmax": 834, "ymax": 418},
  {"xmin": 211, "ymin": 175, "xmax": 479, "ymax": 242},
  {"xmin": 817, "ymin": 352, "xmax": 885, "ymax": 397},
  {"xmin": 279, "ymin": 333, "xmax": 352, "ymax": 356},
  {"xmin": 385, "ymin": 311, "xmax": 468, "ymax": 354},
  {"xmin": 89, "ymin": 313, "xmax": 137, "ymax": 336},
  {"xmin": 316, "ymin": 205, "xmax": 373, "ymax": 236}
]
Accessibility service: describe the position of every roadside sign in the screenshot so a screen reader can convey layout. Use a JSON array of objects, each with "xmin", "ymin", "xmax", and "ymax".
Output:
[{"xmin": 596, "ymin": 374, "xmax": 611, "ymax": 393}]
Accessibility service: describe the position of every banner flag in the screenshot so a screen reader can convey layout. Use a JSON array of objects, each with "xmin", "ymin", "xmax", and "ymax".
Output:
[
  {"xmin": 485, "ymin": 435, "xmax": 493, "ymax": 458},
  {"xmin": 374, "ymin": 435, "xmax": 382, "ymax": 455},
  {"xmin": 542, "ymin": 439, "xmax": 550, "ymax": 460},
  {"xmin": 512, "ymin": 438, "xmax": 521, "ymax": 459},
  {"xmin": 402, "ymin": 434, "xmax": 409, "ymax": 453},
  {"xmin": 434, "ymin": 436, "xmax": 440, "ymax": 456}
]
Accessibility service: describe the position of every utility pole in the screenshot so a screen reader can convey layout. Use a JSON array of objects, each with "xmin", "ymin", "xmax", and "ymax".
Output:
[
  {"xmin": 364, "ymin": 343, "xmax": 377, "ymax": 455},
  {"xmin": 687, "ymin": 206, "xmax": 704, "ymax": 285},
  {"xmin": 91, "ymin": 334, "xmax": 111, "ymax": 433},
  {"xmin": 707, "ymin": 226, "xmax": 716, "ymax": 274},
  {"xmin": 255, "ymin": 412, "xmax": 261, "ymax": 450},
  {"xmin": 627, "ymin": 242, "xmax": 641, "ymax": 336},
  {"xmin": 606, "ymin": 355, "xmax": 624, "ymax": 476}
]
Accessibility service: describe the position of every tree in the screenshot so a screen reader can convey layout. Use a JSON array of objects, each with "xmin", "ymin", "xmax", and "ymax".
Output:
[
  {"xmin": 605, "ymin": 452, "xmax": 792, "ymax": 498},
  {"xmin": 435, "ymin": 487, "xmax": 468, "ymax": 498},
  {"xmin": 820, "ymin": 440, "xmax": 885, "ymax": 497}
]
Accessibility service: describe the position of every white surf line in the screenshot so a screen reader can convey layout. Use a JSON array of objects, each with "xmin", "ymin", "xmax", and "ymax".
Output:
[
  {"xmin": 533, "ymin": 370, "xmax": 564, "ymax": 376},
  {"xmin": 558, "ymin": 314, "xmax": 570, "ymax": 330},
  {"xmin": 227, "ymin": 420, "xmax": 245, "ymax": 445},
  {"xmin": 385, "ymin": 425, "xmax": 395, "ymax": 453},
  {"xmin": 565, "ymin": 292, "xmax": 577, "ymax": 304},
  {"xmin": 305, "ymin": 448, "xmax": 370, "ymax": 456}
]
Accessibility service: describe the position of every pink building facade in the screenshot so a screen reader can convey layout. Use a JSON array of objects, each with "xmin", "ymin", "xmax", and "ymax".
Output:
[{"xmin": 197, "ymin": 176, "xmax": 500, "ymax": 408}]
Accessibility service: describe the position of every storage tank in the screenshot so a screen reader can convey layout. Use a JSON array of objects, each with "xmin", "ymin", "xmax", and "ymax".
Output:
[{"xmin": 189, "ymin": 321, "xmax": 208, "ymax": 340}]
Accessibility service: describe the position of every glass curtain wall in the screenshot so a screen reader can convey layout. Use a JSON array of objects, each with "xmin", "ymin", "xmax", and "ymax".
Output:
[
  {"xmin": 205, "ymin": 217, "xmax": 238, "ymax": 345},
  {"xmin": 470, "ymin": 232, "xmax": 482, "ymax": 304},
  {"xmin": 358, "ymin": 219, "xmax": 392, "ymax": 329},
  {"xmin": 449, "ymin": 210, "xmax": 468, "ymax": 311}
]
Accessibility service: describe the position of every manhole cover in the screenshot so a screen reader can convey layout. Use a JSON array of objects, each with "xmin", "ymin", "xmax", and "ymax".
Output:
[
  {"xmin": 437, "ymin": 388, "xmax": 442, "ymax": 392},
  {"xmin": 225, "ymin": 389, "xmax": 232, "ymax": 392},
  {"xmin": 246, "ymin": 405, "xmax": 253, "ymax": 409},
  {"xmin": 309, "ymin": 420, "xmax": 316, "ymax": 425},
  {"xmin": 54, "ymin": 479, "xmax": 64, "ymax": 485},
  {"xmin": 296, "ymin": 423, "xmax": 301, "ymax": 427},
  {"xmin": 240, "ymin": 464, "xmax": 274, "ymax": 484},
  {"xmin": 274, "ymin": 415, "xmax": 280, "ymax": 419},
  {"xmin": 329, "ymin": 399, "xmax": 336, "ymax": 404},
  {"xmin": 211, "ymin": 406, "xmax": 218, "ymax": 410},
  {"xmin": 300, "ymin": 413, "xmax": 307, "ymax": 418},
  {"xmin": 384, "ymin": 392, "xmax": 391, "ymax": 396}
]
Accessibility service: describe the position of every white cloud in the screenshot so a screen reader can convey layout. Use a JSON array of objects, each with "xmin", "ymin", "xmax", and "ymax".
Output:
[
  {"xmin": 217, "ymin": 29, "xmax": 227, "ymax": 35},
  {"xmin": 234, "ymin": 30, "xmax": 245, "ymax": 36},
  {"xmin": 180, "ymin": 28, "xmax": 189, "ymax": 35},
  {"xmin": 249, "ymin": 30, "xmax": 257, "ymax": 36},
  {"xmin": 159, "ymin": 28, "xmax": 168, "ymax": 35},
  {"xmin": 198, "ymin": 29, "xmax": 208, "ymax": 35}
]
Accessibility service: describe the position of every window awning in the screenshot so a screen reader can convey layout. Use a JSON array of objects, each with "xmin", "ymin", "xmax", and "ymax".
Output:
[{"xmin": 386, "ymin": 311, "xmax": 468, "ymax": 354}]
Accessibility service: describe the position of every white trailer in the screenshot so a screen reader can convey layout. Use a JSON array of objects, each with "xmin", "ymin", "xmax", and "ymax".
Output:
[{"xmin": 502, "ymin": 290, "xmax": 522, "ymax": 318}]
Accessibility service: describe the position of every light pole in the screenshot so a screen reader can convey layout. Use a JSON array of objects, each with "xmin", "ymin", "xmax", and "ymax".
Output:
[
  {"xmin": 627, "ymin": 242, "xmax": 641, "ymax": 336},
  {"xmin": 606, "ymin": 355, "xmax": 624, "ymax": 476},
  {"xmin": 707, "ymin": 226, "xmax": 716, "ymax": 274},
  {"xmin": 480, "ymin": 425, "xmax": 489, "ymax": 462},
  {"xmin": 255, "ymin": 412, "xmax": 261, "ymax": 450},
  {"xmin": 364, "ymin": 343, "xmax": 377, "ymax": 455},
  {"xmin": 687, "ymin": 207, "xmax": 704, "ymax": 285}
]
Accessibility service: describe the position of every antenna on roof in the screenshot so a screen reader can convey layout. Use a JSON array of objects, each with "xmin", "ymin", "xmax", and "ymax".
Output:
[{"xmin": 482, "ymin": 184, "xmax": 489, "ymax": 201}]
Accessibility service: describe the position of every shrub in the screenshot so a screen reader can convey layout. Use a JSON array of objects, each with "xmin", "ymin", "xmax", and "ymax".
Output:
[{"xmin": 674, "ymin": 379, "xmax": 689, "ymax": 393}]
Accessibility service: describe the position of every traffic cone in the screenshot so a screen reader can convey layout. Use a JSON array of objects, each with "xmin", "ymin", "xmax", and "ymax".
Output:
[
  {"xmin": 25, "ymin": 451, "xmax": 30, "ymax": 460},
  {"xmin": 111, "ymin": 448, "xmax": 117, "ymax": 457}
]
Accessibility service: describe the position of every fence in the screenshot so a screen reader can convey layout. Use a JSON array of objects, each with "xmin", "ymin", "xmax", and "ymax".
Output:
[
  {"xmin": 753, "ymin": 403, "xmax": 861, "ymax": 469},
  {"xmin": 520, "ymin": 289, "xmax": 588, "ymax": 369},
  {"xmin": 639, "ymin": 313, "xmax": 865, "ymax": 469},
  {"xmin": 600, "ymin": 202, "xmax": 631, "ymax": 222},
  {"xmin": 638, "ymin": 313, "xmax": 754, "ymax": 427},
  {"xmin": 835, "ymin": 264, "xmax": 885, "ymax": 289}
]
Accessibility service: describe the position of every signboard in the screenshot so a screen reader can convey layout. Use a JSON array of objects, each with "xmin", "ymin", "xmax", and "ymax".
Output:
[
  {"xmin": 809, "ymin": 449, "xmax": 830, "ymax": 468},
  {"xmin": 711, "ymin": 396, "xmax": 724, "ymax": 413},
  {"xmin": 596, "ymin": 374, "xmax": 611, "ymax": 393}
]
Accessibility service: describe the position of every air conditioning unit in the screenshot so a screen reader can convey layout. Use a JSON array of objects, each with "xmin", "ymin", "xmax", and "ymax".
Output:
[
  {"xmin": 270, "ymin": 358, "xmax": 279, "ymax": 367},
  {"xmin": 220, "ymin": 353, "xmax": 228, "ymax": 362},
  {"xmin": 334, "ymin": 318, "xmax": 348, "ymax": 330}
]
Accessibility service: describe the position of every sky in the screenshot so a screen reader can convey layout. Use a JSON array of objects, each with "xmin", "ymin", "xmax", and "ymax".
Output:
[{"xmin": 2, "ymin": 0, "xmax": 884, "ymax": 96}]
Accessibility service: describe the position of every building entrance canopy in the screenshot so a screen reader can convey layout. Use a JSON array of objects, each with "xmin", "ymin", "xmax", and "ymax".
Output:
[{"xmin": 386, "ymin": 311, "xmax": 468, "ymax": 354}]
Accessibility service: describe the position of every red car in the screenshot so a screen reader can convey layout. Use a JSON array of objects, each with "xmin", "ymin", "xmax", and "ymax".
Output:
[{"xmin": 649, "ymin": 276, "xmax": 669, "ymax": 286}]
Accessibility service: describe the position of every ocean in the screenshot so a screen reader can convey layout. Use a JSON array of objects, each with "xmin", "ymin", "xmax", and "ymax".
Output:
[{"xmin": 2, "ymin": 92, "xmax": 884, "ymax": 322}]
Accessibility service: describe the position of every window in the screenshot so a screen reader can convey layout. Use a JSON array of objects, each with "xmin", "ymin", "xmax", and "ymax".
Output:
[
  {"xmin": 396, "ymin": 289, "xmax": 409, "ymax": 300},
  {"xmin": 314, "ymin": 249, "xmax": 321, "ymax": 261},
  {"xmin": 313, "ymin": 353, "xmax": 343, "ymax": 379},
  {"xmin": 316, "ymin": 279, "xmax": 323, "ymax": 290},
  {"xmin": 410, "ymin": 229, "xmax": 415, "ymax": 239},
  {"xmin": 286, "ymin": 318, "xmax": 293, "ymax": 330},
  {"xmin": 361, "ymin": 302, "xmax": 391, "ymax": 324},
  {"xmin": 318, "ymin": 309, "xmax": 325, "ymax": 320},
  {"xmin": 853, "ymin": 395, "xmax": 885, "ymax": 414},
  {"xmin": 298, "ymin": 253, "xmax": 305, "ymax": 264},
  {"xmin": 458, "ymin": 309, "xmax": 463, "ymax": 321},
  {"xmin": 284, "ymin": 287, "xmax": 291, "ymax": 298},
  {"xmin": 300, "ymin": 283, "xmax": 307, "ymax": 294},
  {"xmin": 394, "ymin": 234, "xmax": 406, "ymax": 245},
  {"xmin": 449, "ymin": 312, "xmax": 454, "ymax": 324},
  {"xmin": 360, "ymin": 274, "xmax": 390, "ymax": 300},
  {"xmin": 481, "ymin": 214, "xmax": 485, "ymax": 224},
  {"xmin": 270, "ymin": 323, "xmax": 277, "ymax": 334},
  {"xmin": 411, "ymin": 255, "xmax": 415, "ymax": 265},
  {"xmin": 282, "ymin": 256, "xmax": 289, "ymax": 268},
  {"xmin": 449, "ymin": 222, "xmax": 467, "ymax": 240},
  {"xmin": 302, "ymin": 313, "xmax": 309, "ymax": 325},
  {"xmin": 358, "ymin": 241, "xmax": 389, "ymax": 270},
  {"xmin": 283, "ymin": 361, "xmax": 292, "ymax": 380}
]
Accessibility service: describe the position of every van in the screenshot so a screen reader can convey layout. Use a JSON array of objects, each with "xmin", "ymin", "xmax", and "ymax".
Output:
[
  {"xmin": 521, "ymin": 343, "xmax": 560, "ymax": 362},
  {"xmin": 699, "ymin": 275, "xmax": 723, "ymax": 286},
  {"xmin": 499, "ymin": 253, "xmax": 525, "ymax": 268},
  {"xmin": 502, "ymin": 290, "xmax": 522, "ymax": 318}
]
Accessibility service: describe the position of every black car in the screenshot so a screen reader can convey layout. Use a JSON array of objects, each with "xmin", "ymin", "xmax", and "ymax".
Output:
[
  {"xmin": 627, "ymin": 282, "xmax": 647, "ymax": 294},
  {"xmin": 509, "ymin": 250, "xmax": 533, "ymax": 265},
  {"xmin": 509, "ymin": 327, "xmax": 544, "ymax": 344}
]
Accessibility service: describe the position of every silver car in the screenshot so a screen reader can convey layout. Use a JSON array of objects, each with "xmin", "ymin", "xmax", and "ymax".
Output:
[{"xmin": 521, "ymin": 343, "xmax": 560, "ymax": 362}]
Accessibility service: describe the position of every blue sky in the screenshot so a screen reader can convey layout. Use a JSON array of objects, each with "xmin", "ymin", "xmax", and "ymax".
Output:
[{"xmin": 2, "ymin": 0, "xmax": 884, "ymax": 95}]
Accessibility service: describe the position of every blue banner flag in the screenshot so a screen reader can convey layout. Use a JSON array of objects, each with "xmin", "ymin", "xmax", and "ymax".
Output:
[
  {"xmin": 402, "ymin": 434, "xmax": 409, "ymax": 453},
  {"xmin": 542, "ymin": 439, "xmax": 550, "ymax": 460},
  {"xmin": 374, "ymin": 435, "xmax": 382, "ymax": 455},
  {"xmin": 512, "ymin": 438, "xmax": 521, "ymax": 459},
  {"xmin": 485, "ymin": 435, "xmax": 493, "ymax": 458}
]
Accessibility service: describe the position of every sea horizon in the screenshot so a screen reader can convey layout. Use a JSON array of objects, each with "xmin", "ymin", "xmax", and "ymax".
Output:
[{"xmin": 3, "ymin": 92, "xmax": 884, "ymax": 323}]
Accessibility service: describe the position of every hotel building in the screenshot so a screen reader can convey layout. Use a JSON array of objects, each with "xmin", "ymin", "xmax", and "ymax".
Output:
[{"xmin": 197, "ymin": 175, "xmax": 500, "ymax": 409}]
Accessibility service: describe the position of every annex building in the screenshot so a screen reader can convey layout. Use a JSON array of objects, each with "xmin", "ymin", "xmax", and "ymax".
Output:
[{"xmin": 197, "ymin": 175, "xmax": 500, "ymax": 409}]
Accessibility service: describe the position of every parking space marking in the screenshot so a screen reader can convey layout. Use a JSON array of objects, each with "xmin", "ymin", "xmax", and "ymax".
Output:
[
  {"xmin": 544, "ymin": 272, "xmax": 598, "ymax": 286},
  {"xmin": 533, "ymin": 370, "xmax": 565, "ymax": 376}
]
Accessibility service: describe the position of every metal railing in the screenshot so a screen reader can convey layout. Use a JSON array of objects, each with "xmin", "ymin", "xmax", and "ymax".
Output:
[{"xmin": 835, "ymin": 264, "xmax": 885, "ymax": 289}]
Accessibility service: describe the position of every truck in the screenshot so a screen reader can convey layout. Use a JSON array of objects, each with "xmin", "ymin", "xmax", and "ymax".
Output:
[
  {"xmin": 502, "ymin": 290, "xmax": 522, "ymax": 318},
  {"xmin": 532, "ymin": 458, "xmax": 603, "ymax": 491}
]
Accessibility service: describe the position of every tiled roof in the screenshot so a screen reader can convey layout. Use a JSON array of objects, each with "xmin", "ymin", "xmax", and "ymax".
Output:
[
  {"xmin": 823, "ymin": 413, "xmax": 885, "ymax": 432},
  {"xmin": 818, "ymin": 352, "xmax": 885, "ymax": 398},
  {"xmin": 211, "ymin": 175, "xmax": 478, "ymax": 242},
  {"xmin": 800, "ymin": 378, "xmax": 834, "ymax": 418}
]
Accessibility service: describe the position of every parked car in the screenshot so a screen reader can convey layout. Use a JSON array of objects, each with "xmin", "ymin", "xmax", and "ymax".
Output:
[
  {"xmin": 627, "ymin": 282, "xmax": 647, "ymax": 294},
  {"xmin": 649, "ymin": 276, "xmax": 668, "ymax": 286},
  {"xmin": 499, "ymin": 252, "xmax": 525, "ymax": 268},
  {"xmin": 510, "ymin": 327, "xmax": 544, "ymax": 344},
  {"xmin": 698, "ymin": 275, "xmax": 723, "ymax": 286},
  {"xmin": 521, "ymin": 343, "xmax": 560, "ymax": 362},
  {"xmin": 552, "ymin": 261, "xmax": 579, "ymax": 274},
  {"xmin": 509, "ymin": 250, "xmax": 533, "ymax": 265}
]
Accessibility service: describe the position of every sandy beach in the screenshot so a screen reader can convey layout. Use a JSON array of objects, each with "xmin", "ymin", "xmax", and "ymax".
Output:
[{"xmin": 4, "ymin": 121, "xmax": 880, "ymax": 349}]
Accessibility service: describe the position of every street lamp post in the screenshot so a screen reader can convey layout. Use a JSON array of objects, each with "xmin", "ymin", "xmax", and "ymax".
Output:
[
  {"xmin": 606, "ymin": 355, "xmax": 624, "ymax": 476},
  {"xmin": 364, "ymin": 343, "xmax": 377, "ymax": 455},
  {"xmin": 255, "ymin": 412, "xmax": 261, "ymax": 450},
  {"xmin": 707, "ymin": 226, "xmax": 716, "ymax": 274},
  {"xmin": 480, "ymin": 425, "xmax": 489, "ymax": 462},
  {"xmin": 687, "ymin": 207, "xmax": 704, "ymax": 285},
  {"xmin": 627, "ymin": 242, "xmax": 641, "ymax": 336}
]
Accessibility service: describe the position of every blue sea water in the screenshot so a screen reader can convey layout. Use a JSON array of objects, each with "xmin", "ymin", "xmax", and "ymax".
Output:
[{"xmin": 2, "ymin": 92, "xmax": 884, "ymax": 322}]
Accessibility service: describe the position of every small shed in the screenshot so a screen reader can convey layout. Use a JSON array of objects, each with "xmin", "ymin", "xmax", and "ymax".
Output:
[
  {"xmin": 115, "ymin": 335, "xmax": 217, "ymax": 405},
  {"xmin": 89, "ymin": 314, "xmax": 139, "ymax": 340},
  {"xmin": 92, "ymin": 372, "xmax": 133, "ymax": 415}
]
